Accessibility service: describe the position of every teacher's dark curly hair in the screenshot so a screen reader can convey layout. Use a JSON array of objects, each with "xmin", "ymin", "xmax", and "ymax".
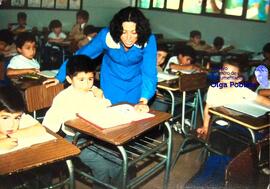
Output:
[{"xmin": 109, "ymin": 6, "xmax": 151, "ymax": 47}]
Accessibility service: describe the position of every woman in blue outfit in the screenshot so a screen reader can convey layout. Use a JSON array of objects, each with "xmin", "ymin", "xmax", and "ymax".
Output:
[{"xmin": 45, "ymin": 7, "xmax": 157, "ymax": 111}]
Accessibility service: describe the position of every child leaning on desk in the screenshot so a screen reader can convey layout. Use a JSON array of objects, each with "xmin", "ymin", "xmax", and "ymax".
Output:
[
  {"xmin": 197, "ymin": 59, "xmax": 270, "ymax": 137},
  {"xmin": 0, "ymin": 85, "xmax": 46, "ymax": 150},
  {"xmin": 6, "ymin": 32, "xmax": 40, "ymax": 77},
  {"xmin": 42, "ymin": 55, "xmax": 123, "ymax": 188}
]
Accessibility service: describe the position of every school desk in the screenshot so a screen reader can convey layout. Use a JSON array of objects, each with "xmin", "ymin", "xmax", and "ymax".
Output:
[
  {"xmin": 0, "ymin": 130, "xmax": 80, "ymax": 189},
  {"xmin": 209, "ymin": 107, "xmax": 270, "ymax": 143},
  {"xmin": 65, "ymin": 110, "xmax": 172, "ymax": 189},
  {"xmin": 9, "ymin": 75, "xmax": 64, "ymax": 118}
]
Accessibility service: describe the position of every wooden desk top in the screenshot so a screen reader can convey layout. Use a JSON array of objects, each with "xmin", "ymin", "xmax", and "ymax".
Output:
[
  {"xmin": 0, "ymin": 131, "xmax": 80, "ymax": 176},
  {"xmin": 65, "ymin": 110, "xmax": 171, "ymax": 146},
  {"xmin": 10, "ymin": 75, "xmax": 47, "ymax": 90},
  {"xmin": 209, "ymin": 107, "xmax": 270, "ymax": 130}
]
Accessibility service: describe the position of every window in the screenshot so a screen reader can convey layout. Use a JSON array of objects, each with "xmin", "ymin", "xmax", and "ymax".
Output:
[{"xmin": 136, "ymin": 0, "xmax": 270, "ymax": 22}]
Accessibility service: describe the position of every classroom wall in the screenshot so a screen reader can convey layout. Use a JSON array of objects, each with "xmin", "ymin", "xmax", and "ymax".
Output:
[{"xmin": 0, "ymin": 0, "xmax": 269, "ymax": 52}]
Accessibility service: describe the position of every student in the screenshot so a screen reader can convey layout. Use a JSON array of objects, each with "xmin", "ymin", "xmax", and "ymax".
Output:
[
  {"xmin": 8, "ymin": 12, "xmax": 32, "ymax": 35},
  {"xmin": 164, "ymin": 45, "xmax": 203, "ymax": 73},
  {"xmin": 186, "ymin": 30, "xmax": 211, "ymax": 52},
  {"xmin": 47, "ymin": 19, "xmax": 67, "ymax": 44},
  {"xmin": 68, "ymin": 10, "xmax": 89, "ymax": 42},
  {"xmin": 0, "ymin": 29, "xmax": 16, "ymax": 58},
  {"xmin": 210, "ymin": 36, "xmax": 234, "ymax": 53},
  {"xmin": 197, "ymin": 59, "xmax": 270, "ymax": 137},
  {"xmin": 77, "ymin": 25, "xmax": 98, "ymax": 49},
  {"xmin": 42, "ymin": 55, "xmax": 121, "ymax": 189},
  {"xmin": 156, "ymin": 43, "xmax": 168, "ymax": 72},
  {"xmin": 255, "ymin": 65, "xmax": 270, "ymax": 98},
  {"xmin": 0, "ymin": 85, "xmax": 46, "ymax": 150},
  {"xmin": 6, "ymin": 32, "xmax": 40, "ymax": 76}
]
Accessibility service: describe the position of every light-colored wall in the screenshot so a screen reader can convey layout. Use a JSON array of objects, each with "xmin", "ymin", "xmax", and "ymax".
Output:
[{"xmin": 0, "ymin": 0, "xmax": 269, "ymax": 52}]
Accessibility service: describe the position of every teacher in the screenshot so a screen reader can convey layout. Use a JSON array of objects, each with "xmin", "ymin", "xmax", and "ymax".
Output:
[{"xmin": 45, "ymin": 6, "xmax": 157, "ymax": 110}]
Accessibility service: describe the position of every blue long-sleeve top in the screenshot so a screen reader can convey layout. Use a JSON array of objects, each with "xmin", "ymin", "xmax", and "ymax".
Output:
[{"xmin": 56, "ymin": 28, "xmax": 157, "ymax": 104}]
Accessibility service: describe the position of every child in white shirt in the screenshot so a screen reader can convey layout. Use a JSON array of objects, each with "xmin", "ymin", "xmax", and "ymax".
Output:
[{"xmin": 47, "ymin": 19, "xmax": 67, "ymax": 44}]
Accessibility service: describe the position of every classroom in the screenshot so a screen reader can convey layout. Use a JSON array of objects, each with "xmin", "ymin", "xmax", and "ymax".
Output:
[{"xmin": 0, "ymin": 0, "xmax": 269, "ymax": 188}]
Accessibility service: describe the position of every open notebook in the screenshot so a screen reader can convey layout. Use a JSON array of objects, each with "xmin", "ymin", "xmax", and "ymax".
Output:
[
  {"xmin": 38, "ymin": 70, "xmax": 58, "ymax": 78},
  {"xmin": 0, "ymin": 133, "xmax": 56, "ymax": 155},
  {"xmin": 224, "ymin": 100, "xmax": 270, "ymax": 118},
  {"xmin": 157, "ymin": 72, "xmax": 178, "ymax": 82},
  {"xmin": 77, "ymin": 104, "xmax": 155, "ymax": 131}
]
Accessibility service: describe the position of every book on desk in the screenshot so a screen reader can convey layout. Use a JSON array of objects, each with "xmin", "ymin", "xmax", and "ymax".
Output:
[{"xmin": 77, "ymin": 104, "xmax": 155, "ymax": 132}]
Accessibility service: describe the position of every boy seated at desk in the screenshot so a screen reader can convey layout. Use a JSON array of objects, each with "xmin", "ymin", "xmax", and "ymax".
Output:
[
  {"xmin": 42, "ymin": 55, "xmax": 122, "ymax": 188},
  {"xmin": 77, "ymin": 25, "xmax": 98, "ymax": 49},
  {"xmin": 47, "ymin": 19, "xmax": 67, "ymax": 45},
  {"xmin": 164, "ymin": 45, "xmax": 204, "ymax": 73},
  {"xmin": 8, "ymin": 12, "xmax": 32, "ymax": 35},
  {"xmin": 197, "ymin": 59, "xmax": 270, "ymax": 139},
  {"xmin": 156, "ymin": 43, "xmax": 168, "ymax": 72},
  {"xmin": 6, "ymin": 32, "xmax": 40, "ymax": 77},
  {"xmin": 0, "ymin": 85, "xmax": 46, "ymax": 150},
  {"xmin": 186, "ymin": 30, "xmax": 211, "ymax": 52}
]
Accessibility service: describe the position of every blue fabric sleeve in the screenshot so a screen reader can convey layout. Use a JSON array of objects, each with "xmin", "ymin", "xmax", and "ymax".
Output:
[
  {"xmin": 140, "ymin": 35, "xmax": 157, "ymax": 100},
  {"xmin": 56, "ymin": 28, "xmax": 108, "ymax": 82}
]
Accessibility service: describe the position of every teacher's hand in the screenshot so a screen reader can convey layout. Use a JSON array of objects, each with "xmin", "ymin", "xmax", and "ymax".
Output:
[
  {"xmin": 43, "ymin": 78, "xmax": 60, "ymax": 88},
  {"xmin": 134, "ymin": 103, "xmax": 149, "ymax": 113}
]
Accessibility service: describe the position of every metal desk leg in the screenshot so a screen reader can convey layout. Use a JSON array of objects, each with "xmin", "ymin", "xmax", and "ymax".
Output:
[
  {"xmin": 66, "ymin": 159, "xmax": 75, "ymax": 189},
  {"xmin": 247, "ymin": 128, "xmax": 256, "ymax": 144},
  {"xmin": 165, "ymin": 89, "xmax": 175, "ymax": 116},
  {"xmin": 117, "ymin": 146, "xmax": 128, "ymax": 189},
  {"xmin": 181, "ymin": 91, "xmax": 187, "ymax": 135},
  {"xmin": 164, "ymin": 121, "xmax": 173, "ymax": 189},
  {"xmin": 197, "ymin": 89, "xmax": 204, "ymax": 120}
]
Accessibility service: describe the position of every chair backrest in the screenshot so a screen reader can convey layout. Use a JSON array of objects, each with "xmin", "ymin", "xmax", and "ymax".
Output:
[
  {"xmin": 24, "ymin": 83, "xmax": 64, "ymax": 112},
  {"xmin": 179, "ymin": 72, "xmax": 207, "ymax": 92},
  {"xmin": 0, "ymin": 60, "xmax": 5, "ymax": 81},
  {"xmin": 225, "ymin": 137, "xmax": 269, "ymax": 188}
]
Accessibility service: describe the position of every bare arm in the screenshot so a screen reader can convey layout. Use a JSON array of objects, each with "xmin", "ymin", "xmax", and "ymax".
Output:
[
  {"xmin": 255, "ymin": 95, "xmax": 270, "ymax": 107},
  {"xmin": 6, "ymin": 68, "xmax": 40, "ymax": 76},
  {"xmin": 197, "ymin": 103, "xmax": 211, "ymax": 136},
  {"xmin": 258, "ymin": 89, "xmax": 270, "ymax": 98},
  {"xmin": 10, "ymin": 123, "xmax": 46, "ymax": 139}
]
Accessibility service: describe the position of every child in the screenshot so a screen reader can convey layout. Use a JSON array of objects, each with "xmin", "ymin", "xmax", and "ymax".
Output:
[
  {"xmin": 164, "ymin": 45, "xmax": 203, "ymax": 73},
  {"xmin": 255, "ymin": 65, "xmax": 270, "ymax": 98},
  {"xmin": 9, "ymin": 12, "xmax": 32, "ymax": 35},
  {"xmin": 197, "ymin": 59, "xmax": 270, "ymax": 137},
  {"xmin": 68, "ymin": 10, "xmax": 89, "ymax": 42},
  {"xmin": 0, "ymin": 29, "xmax": 16, "ymax": 58},
  {"xmin": 47, "ymin": 19, "xmax": 67, "ymax": 44},
  {"xmin": 42, "ymin": 55, "xmax": 122, "ymax": 188},
  {"xmin": 0, "ymin": 85, "xmax": 46, "ymax": 150},
  {"xmin": 6, "ymin": 32, "xmax": 40, "ymax": 76},
  {"xmin": 210, "ymin": 36, "xmax": 234, "ymax": 53},
  {"xmin": 186, "ymin": 30, "xmax": 211, "ymax": 52},
  {"xmin": 156, "ymin": 43, "xmax": 168, "ymax": 72},
  {"xmin": 77, "ymin": 25, "xmax": 98, "ymax": 49}
]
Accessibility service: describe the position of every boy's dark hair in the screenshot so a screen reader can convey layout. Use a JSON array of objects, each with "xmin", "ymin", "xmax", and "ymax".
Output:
[
  {"xmin": 109, "ymin": 6, "xmax": 151, "ymax": 47},
  {"xmin": 49, "ymin": 19, "xmax": 62, "ymax": 31},
  {"xmin": 0, "ymin": 29, "xmax": 14, "ymax": 45},
  {"xmin": 17, "ymin": 12, "xmax": 27, "ymax": 20},
  {"xmin": 263, "ymin": 43, "xmax": 270, "ymax": 53},
  {"xmin": 0, "ymin": 85, "xmax": 25, "ymax": 113},
  {"xmin": 190, "ymin": 30, "xmax": 201, "ymax": 38},
  {"xmin": 15, "ymin": 32, "xmax": 36, "ymax": 48},
  {"xmin": 83, "ymin": 25, "xmax": 97, "ymax": 35},
  {"xmin": 66, "ymin": 55, "xmax": 96, "ymax": 78},
  {"xmin": 157, "ymin": 43, "xmax": 168, "ymax": 52},
  {"xmin": 175, "ymin": 45, "xmax": 196, "ymax": 59},
  {"xmin": 76, "ymin": 10, "xmax": 89, "ymax": 21},
  {"xmin": 222, "ymin": 58, "xmax": 243, "ymax": 74},
  {"xmin": 213, "ymin": 36, "xmax": 224, "ymax": 48}
]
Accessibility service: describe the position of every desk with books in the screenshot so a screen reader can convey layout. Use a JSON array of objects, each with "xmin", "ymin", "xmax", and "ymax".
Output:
[
  {"xmin": 65, "ymin": 109, "xmax": 172, "ymax": 189},
  {"xmin": 0, "ymin": 130, "xmax": 80, "ymax": 189},
  {"xmin": 209, "ymin": 106, "xmax": 270, "ymax": 143}
]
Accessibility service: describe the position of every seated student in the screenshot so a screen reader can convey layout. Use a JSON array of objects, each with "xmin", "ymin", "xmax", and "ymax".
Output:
[
  {"xmin": 255, "ymin": 65, "xmax": 270, "ymax": 98},
  {"xmin": 68, "ymin": 10, "xmax": 89, "ymax": 42},
  {"xmin": 164, "ymin": 45, "xmax": 204, "ymax": 73},
  {"xmin": 6, "ymin": 32, "xmax": 40, "ymax": 76},
  {"xmin": 8, "ymin": 12, "xmax": 32, "ymax": 35},
  {"xmin": 0, "ymin": 29, "xmax": 17, "ymax": 58},
  {"xmin": 156, "ymin": 43, "xmax": 168, "ymax": 72},
  {"xmin": 47, "ymin": 19, "xmax": 67, "ymax": 44},
  {"xmin": 0, "ymin": 85, "xmax": 46, "ymax": 150},
  {"xmin": 77, "ymin": 25, "xmax": 98, "ymax": 49},
  {"xmin": 197, "ymin": 59, "xmax": 270, "ymax": 138},
  {"xmin": 42, "ymin": 55, "xmax": 122, "ymax": 189},
  {"xmin": 186, "ymin": 30, "xmax": 211, "ymax": 52}
]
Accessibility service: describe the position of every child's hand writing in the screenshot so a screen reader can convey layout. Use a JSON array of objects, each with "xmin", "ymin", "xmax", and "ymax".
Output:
[{"xmin": 0, "ymin": 137, "xmax": 18, "ymax": 150}]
